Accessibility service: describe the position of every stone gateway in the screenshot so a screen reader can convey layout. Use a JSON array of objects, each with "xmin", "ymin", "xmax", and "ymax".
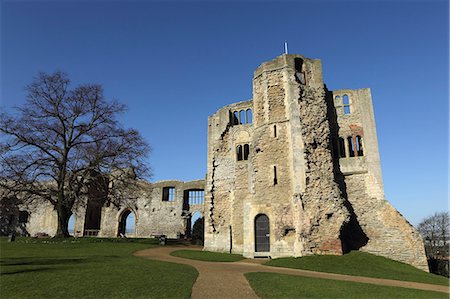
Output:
[{"xmin": 1, "ymin": 54, "xmax": 428, "ymax": 272}]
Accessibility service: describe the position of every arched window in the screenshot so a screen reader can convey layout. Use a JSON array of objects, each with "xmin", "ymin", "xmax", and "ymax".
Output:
[
  {"xmin": 236, "ymin": 145, "xmax": 243, "ymax": 161},
  {"xmin": 239, "ymin": 110, "xmax": 245, "ymax": 124},
  {"xmin": 233, "ymin": 111, "xmax": 239, "ymax": 125},
  {"xmin": 243, "ymin": 144, "xmax": 250, "ymax": 160},
  {"xmin": 246, "ymin": 109, "xmax": 252, "ymax": 124},
  {"xmin": 356, "ymin": 135, "xmax": 364, "ymax": 156},
  {"xmin": 338, "ymin": 137, "xmax": 346, "ymax": 158},
  {"xmin": 343, "ymin": 95, "xmax": 351, "ymax": 114},
  {"xmin": 347, "ymin": 136, "xmax": 355, "ymax": 157}
]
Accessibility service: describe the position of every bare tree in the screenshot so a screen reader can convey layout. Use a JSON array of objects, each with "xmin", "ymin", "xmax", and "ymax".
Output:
[
  {"xmin": 0, "ymin": 72, "xmax": 150, "ymax": 237},
  {"xmin": 417, "ymin": 211, "xmax": 449, "ymax": 257}
]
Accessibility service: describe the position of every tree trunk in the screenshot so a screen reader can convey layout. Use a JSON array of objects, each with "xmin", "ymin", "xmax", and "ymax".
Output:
[{"xmin": 55, "ymin": 204, "xmax": 71, "ymax": 238}]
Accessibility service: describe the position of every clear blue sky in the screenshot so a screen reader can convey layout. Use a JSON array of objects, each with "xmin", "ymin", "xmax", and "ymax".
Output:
[{"xmin": 1, "ymin": 0, "xmax": 448, "ymax": 226}]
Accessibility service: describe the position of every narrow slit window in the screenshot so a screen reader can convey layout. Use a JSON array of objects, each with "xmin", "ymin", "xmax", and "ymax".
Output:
[
  {"xmin": 236, "ymin": 145, "xmax": 243, "ymax": 161},
  {"xmin": 347, "ymin": 137, "xmax": 355, "ymax": 157},
  {"xmin": 273, "ymin": 125, "xmax": 277, "ymax": 137},
  {"xmin": 356, "ymin": 135, "xmax": 364, "ymax": 156},
  {"xmin": 343, "ymin": 95, "xmax": 351, "ymax": 114},
  {"xmin": 273, "ymin": 166, "xmax": 278, "ymax": 185},
  {"xmin": 338, "ymin": 137, "xmax": 346, "ymax": 158},
  {"xmin": 243, "ymin": 144, "xmax": 250, "ymax": 160}
]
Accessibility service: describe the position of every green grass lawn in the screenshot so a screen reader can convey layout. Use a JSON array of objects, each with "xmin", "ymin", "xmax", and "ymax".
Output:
[
  {"xmin": 245, "ymin": 272, "xmax": 448, "ymax": 299},
  {"xmin": 170, "ymin": 249, "xmax": 244, "ymax": 262},
  {"xmin": 1, "ymin": 237, "xmax": 198, "ymax": 298},
  {"xmin": 265, "ymin": 251, "xmax": 449, "ymax": 286}
]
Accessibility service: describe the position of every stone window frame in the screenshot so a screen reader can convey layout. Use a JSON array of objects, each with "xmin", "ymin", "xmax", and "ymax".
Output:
[
  {"xmin": 231, "ymin": 108, "xmax": 253, "ymax": 125},
  {"xmin": 162, "ymin": 186, "xmax": 176, "ymax": 202},
  {"xmin": 334, "ymin": 94, "xmax": 353, "ymax": 116},
  {"xmin": 343, "ymin": 94, "xmax": 351, "ymax": 115},
  {"xmin": 236, "ymin": 143, "xmax": 250, "ymax": 162},
  {"xmin": 340, "ymin": 135, "xmax": 364, "ymax": 158},
  {"xmin": 186, "ymin": 189, "xmax": 205, "ymax": 205}
]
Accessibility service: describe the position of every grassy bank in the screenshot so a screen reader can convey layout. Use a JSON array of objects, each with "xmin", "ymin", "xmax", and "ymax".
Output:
[{"xmin": 265, "ymin": 251, "xmax": 449, "ymax": 286}]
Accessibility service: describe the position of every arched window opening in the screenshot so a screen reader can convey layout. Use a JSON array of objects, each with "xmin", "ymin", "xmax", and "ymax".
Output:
[
  {"xmin": 246, "ymin": 109, "xmax": 252, "ymax": 124},
  {"xmin": 236, "ymin": 145, "xmax": 243, "ymax": 161},
  {"xmin": 243, "ymin": 144, "xmax": 250, "ymax": 160},
  {"xmin": 239, "ymin": 110, "xmax": 245, "ymax": 124},
  {"xmin": 343, "ymin": 95, "xmax": 351, "ymax": 114},
  {"xmin": 233, "ymin": 111, "xmax": 239, "ymax": 125},
  {"xmin": 255, "ymin": 214, "xmax": 270, "ymax": 252},
  {"xmin": 347, "ymin": 136, "xmax": 355, "ymax": 157},
  {"xmin": 118, "ymin": 209, "xmax": 136, "ymax": 237},
  {"xmin": 356, "ymin": 135, "xmax": 364, "ymax": 156},
  {"xmin": 338, "ymin": 137, "xmax": 346, "ymax": 158}
]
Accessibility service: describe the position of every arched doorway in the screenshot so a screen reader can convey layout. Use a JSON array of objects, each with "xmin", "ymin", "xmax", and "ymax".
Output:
[
  {"xmin": 190, "ymin": 211, "xmax": 204, "ymax": 245},
  {"xmin": 118, "ymin": 209, "xmax": 136, "ymax": 237},
  {"xmin": 255, "ymin": 214, "xmax": 270, "ymax": 252}
]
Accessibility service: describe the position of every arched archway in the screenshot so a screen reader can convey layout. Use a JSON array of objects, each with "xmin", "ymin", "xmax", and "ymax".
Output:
[
  {"xmin": 190, "ymin": 211, "xmax": 204, "ymax": 245},
  {"xmin": 68, "ymin": 214, "xmax": 75, "ymax": 236},
  {"xmin": 117, "ymin": 209, "xmax": 136, "ymax": 237},
  {"xmin": 255, "ymin": 214, "xmax": 270, "ymax": 252}
]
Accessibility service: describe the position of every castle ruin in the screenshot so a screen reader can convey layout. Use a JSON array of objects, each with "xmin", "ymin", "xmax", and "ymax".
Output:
[{"xmin": 1, "ymin": 54, "xmax": 429, "ymax": 271}]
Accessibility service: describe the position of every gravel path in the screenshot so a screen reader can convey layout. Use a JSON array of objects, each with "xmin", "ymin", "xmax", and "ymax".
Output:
[{"xmin": 134, "ymin": 246, "xmax": 449, "ymax": 298}]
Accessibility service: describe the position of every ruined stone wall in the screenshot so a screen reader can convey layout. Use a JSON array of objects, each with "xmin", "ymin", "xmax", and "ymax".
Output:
[
  {"xmin": 204, "ymin": 101, "xmax": 249, "ymax": 252},
  {"xmin": 206, "ymin": 55, "xmax": 352, "ymax": 258},
  {"xmin": 333, "ymin": 88, "xmax": 428, "ymax": 271},
  {"xmin": 291, "ymin": 58, "xmax": 350, "ymax": 255},
  {"xmin": 13, "ymin": 179, "xmax": 205, "ymax": 239}
]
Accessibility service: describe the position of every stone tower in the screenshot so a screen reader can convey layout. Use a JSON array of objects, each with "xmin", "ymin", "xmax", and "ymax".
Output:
[{"xmin": 204, "ymin": 54, "xmax": 428, "ymax": 271}]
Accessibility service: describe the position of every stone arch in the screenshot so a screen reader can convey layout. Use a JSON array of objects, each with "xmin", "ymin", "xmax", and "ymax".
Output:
[
  {"xmin": 190, "ymin": 211, "xmax": 204, "ymax": 245},
  {"xmin": 117, "ymin": 207, "xmax": 138, "ymax": 237}
]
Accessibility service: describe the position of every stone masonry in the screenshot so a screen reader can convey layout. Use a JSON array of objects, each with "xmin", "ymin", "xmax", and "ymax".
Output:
[
  {"xmin": 204, "ymin": 54, "xmax": 428, "ymax": 271},
  {"xmin": 1, "ymin": 53, "xmax": 428, "ymax": 272}
]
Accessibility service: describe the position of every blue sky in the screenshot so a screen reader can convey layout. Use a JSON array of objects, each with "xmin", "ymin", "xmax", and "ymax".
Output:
[{"xmin": 1, "ymin": 0, "xmax": 448, "ymax": 226}]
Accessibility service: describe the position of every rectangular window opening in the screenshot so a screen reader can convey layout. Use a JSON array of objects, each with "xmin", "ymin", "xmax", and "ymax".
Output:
[
  {"xmin": 162, "ymin": 187, "xmax": 175, "ymax": 202},
  {"xmin": 188, "ymin": 190, "xmax": 204, "ymax": 205}
]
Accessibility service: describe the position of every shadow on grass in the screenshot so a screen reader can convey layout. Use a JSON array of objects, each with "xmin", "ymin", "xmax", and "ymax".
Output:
[
  {"xmin": 1, "ymin": 257, "xmax": 89, "ymax": 266},
  {"xmin": 1, "ymin": 267, "xmax": 54, "ymax": 275}
]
